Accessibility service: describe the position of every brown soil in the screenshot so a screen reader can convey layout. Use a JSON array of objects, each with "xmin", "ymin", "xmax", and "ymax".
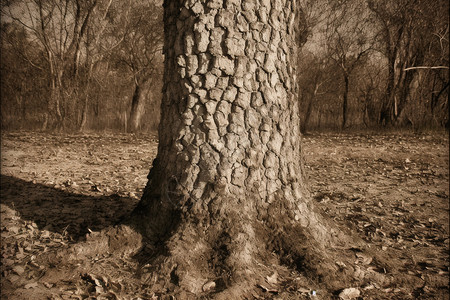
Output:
[{"xmin": 1, "ymin": 131, "xmax": 448, "ymax": 299}]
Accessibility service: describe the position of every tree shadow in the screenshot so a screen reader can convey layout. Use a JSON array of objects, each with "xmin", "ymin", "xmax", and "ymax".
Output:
[{"xmin": 0, "ymin": 174, "xmax": 137, "ymax": 242}]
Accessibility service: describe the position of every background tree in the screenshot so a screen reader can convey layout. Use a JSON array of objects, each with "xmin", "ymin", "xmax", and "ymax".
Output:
[
  {"xmin": 324, "ymin": 0, "xmax": 373, "ymax": 129},
  {"xmin": 77, "ymin": 0, "xmax": 115, "ymax": 131},
  {"xmin": 368, "ymin": 0, "xmax": 449, "ymax": 126},
  {"xmin": 104, "ymin": 0, "xmax": 163, "ymax": 133},
  {"xmin": 355, "ymin": 59, "xmax": 386, "ymax": 127},
  {"xmin": 2, "ymin": 0, "xmax": 98, "ymax": 130},
  {"xmin": 297, "ymin": 51, "xmax": 335, "ymax": 132},
  {"xmin": 0, "ymin": 22, "xmax": 48, "ymax": 129},
  {"xmin": 1, "ymin": 0, "xmax": 447, "ymax": 132},
  {"xmin": 1, "ymin": 0, "xmax": 164, "ymax": 132}
]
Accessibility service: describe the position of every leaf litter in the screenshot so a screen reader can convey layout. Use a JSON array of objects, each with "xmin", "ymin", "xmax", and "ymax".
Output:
[{"xmin": 1, "ymin": 131, "xmax": 448, "ymax": 299}]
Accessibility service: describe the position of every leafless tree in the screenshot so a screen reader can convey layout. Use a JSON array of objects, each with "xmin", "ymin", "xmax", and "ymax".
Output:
[
  {"xmin": 103, "ymin": 0, "xmax": 163, "ymax": 132},
  {"xmin": 2, "ymin": 0, "xmax": 98, "ymax": 130},
  {"xmin": 324, "ymin": 0, "xmax": 373, "ymax": 129},
  {"xmin": 368, "ymin": 0, "xmax": 449, "ymax": 126}
]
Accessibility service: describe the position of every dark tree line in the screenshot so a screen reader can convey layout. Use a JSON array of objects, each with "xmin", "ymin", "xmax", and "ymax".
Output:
[
  {"xmin": 1, "ymin": 0, "xmax": 163, "ymax": 132},
  {"xmin": 298, "ymin": 0, "xmax": 449, "ymax": 132},
  {"xmin": 1, "ymin": 0, "xmax": 448, "ymax": 132}
]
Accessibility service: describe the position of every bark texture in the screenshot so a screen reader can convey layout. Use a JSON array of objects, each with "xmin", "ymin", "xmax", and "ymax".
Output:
[{"xmin": 132, "ymin": 0, "xmax": 353, "ymax": 295}]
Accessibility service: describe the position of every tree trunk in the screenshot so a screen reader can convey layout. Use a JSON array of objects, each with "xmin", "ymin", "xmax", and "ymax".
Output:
[
  {"xmin": 380, "ymin": 49, "xmax": 397, "ymax": 126},
  {"xmin": 128, "ymin": 83, "xmax": 147, "ymax": 133},
  {"xmin": 79, "ymin": 95, "xmax": 89, "ymax": 132},
  {"xmin": 342, "ymin": 74, "xmax": 349, "ymax": 129},
  {"xmin": 302, "ymin": 95, "xmax": 313, "ymax": 133},
  {"xmin": 130, "ymin": 0, "xmax": 360, "ymax": 295}
]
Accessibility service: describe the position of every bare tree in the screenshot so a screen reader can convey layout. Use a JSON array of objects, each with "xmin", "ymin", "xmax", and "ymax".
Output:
[
  {"xmin": 297, "ymin": 51, "xmax": 331, "ymax": 132},
  {"xmin": 104, "ymin": 0, "xmax": 163, "ymax": 133},
  {"xmin": 2, "ymin": 0, "xmax": 98, "ymax": 130},
  {"xmin": 368, "ymin": 0, "xmax": 449, "ymax": 126},
  {"xmin": 77, "ymin": 0, "xmax": 114, "ymax": 131},
  {"xmin": 324, "ymin": 0, "xmax": 373, "ymax": 129},
  {"xmin": 0, "ymin": 22, "xmax": 48, "ymax": 129}
]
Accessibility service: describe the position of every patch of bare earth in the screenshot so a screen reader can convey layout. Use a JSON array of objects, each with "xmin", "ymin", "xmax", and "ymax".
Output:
[{"xmin": 1, "ymin": 131, "xmax": 448, "ymax": 299}]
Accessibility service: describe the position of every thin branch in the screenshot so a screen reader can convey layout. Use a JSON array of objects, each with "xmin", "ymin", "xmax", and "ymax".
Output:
[{"xmin": 404, "ymin": 66, "xmax": 449, "ymax": 71}]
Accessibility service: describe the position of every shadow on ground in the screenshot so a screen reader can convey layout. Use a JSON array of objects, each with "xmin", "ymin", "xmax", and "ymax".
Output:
[{"xmin": 0, "ymin": 174, "xmax": 137, "ymax": 242}]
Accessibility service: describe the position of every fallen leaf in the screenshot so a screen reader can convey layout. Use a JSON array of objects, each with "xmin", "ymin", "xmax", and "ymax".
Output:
[
  {"xmin": 202, "ymin": 281, "xmax": 216, "ymax": 292},
  {"xmin": 339, "ymin": 287, "xmax": 360, "ymax": 299},
  {"xmin": 297, "ymin": 287, "xmax": 310, "ymax": 293},
  {"xmin": 266, "ymin": 272, "xmax": 278, "ymax": 285},
  {"xmin": 336, "ymin": 261, "xmax": 347, "ymax": 268},
  {"xmin": 41, "ymin": 230, "xmax": 51, "ymax": 238},
  {"xmin": 12, "ymin": 265, "xmax": 25, "ymax": 275},
  {"xmin": 24, "ymin": 282, "xmax": 39, "ymax": 289},
  {"xmin": 9, "ymin": 226, "xmax": 20, "ymax": 234},
  {"xmin": 355, "ymin": 252, "xmax": 373, "ymax": 265},
  {"xmin": 8, "ymin": 275, "xmax": 21, "ymax": 283}
]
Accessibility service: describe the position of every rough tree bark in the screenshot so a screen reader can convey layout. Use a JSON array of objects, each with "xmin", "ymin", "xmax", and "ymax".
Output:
[{"xmin": 129, "ymin": 0, "xmax": 361, "ymax": 296}]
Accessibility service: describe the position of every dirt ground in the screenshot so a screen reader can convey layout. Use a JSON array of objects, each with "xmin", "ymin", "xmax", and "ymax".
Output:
[{"xmin": 1, "ymin": 131, "xmax": 448, "ymax": 299}]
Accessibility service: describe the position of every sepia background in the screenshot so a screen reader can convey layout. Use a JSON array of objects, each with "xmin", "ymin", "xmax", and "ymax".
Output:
[{"xmin": 1, "ymin": 0, "xmax": 448, "ymax": 133}]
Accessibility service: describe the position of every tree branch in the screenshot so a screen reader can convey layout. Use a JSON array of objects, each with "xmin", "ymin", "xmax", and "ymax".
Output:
[{"xmin": 404, "ymin": 66, "xmax": 449, "ymax": 71}]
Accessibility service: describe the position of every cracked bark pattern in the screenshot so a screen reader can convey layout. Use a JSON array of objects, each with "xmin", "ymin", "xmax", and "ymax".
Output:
[{"xmin": 132, "ymin": 0, "xmax": 345, "ymax": 294}]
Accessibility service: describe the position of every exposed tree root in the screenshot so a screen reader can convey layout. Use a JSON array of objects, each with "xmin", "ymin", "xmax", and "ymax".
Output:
[
  {"xmin": 30, "ymin": 195, "xmax": 396, "ymax": 299},
  {"xmin": 99, "ymin": 194, "xmax": 389, "ymax": 298}
]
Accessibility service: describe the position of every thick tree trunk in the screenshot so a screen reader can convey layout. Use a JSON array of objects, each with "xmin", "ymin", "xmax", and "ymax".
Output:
[{"xmin": 130, "ymin": 0, "xmax": 360, "ymax": 295}]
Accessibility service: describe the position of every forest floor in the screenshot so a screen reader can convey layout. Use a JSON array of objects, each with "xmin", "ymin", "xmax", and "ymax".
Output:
[{"xmin": 0, "ymin": 131, "xmax": 448, "ymax": 299}]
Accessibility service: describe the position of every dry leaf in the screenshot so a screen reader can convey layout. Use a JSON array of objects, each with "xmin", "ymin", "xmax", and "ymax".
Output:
[
  {"xmin": 9, "ymin": 226, "xmax": 20, "ymax": 234},
  {"xmin": 24, "ymin": 282, "xmax": 39, "ymax": 289},
  {"xmin": 202, "ymin": 281, "xmax": 216, "ymax": 292},
  {"xmin": 336, "ymin": 261, "xmax": 347, "ymax": 268},
  {"xmin": 12, "ymin": 265, "xmax": 25, "ymax": 275},
  {"xmin": 266, "ymin": 272, "xmax": 278, "ymax": 285},
  {"xmin": 297, "ymin": 287, "xmax": 310, "ymax": 293},
  {"xmin": 339, "ymin": 287, "xmax": 360, "ymax": 299},
  {"xmin": 8, "ymin": 275, "xmax": 21, "ymax": 283},
  {"xmin": 355, "ymin": 252, "xmax": 372, "ymax": 265}
]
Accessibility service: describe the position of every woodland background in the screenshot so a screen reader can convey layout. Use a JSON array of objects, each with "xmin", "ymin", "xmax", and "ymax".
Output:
[{"xmin": 1, "ymin": 0, "xmax": 448, "ymax": 133}]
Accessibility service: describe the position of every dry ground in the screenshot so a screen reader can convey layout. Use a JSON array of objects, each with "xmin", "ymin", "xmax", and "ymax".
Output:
[{"xmin": 0, "ymin": 131, "xmax": 448, "ymax": 299}]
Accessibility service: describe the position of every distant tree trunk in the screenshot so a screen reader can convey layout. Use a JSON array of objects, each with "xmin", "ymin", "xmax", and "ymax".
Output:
[
  {"xmin": 79, "ymin": 95, "xmax": 89, "ymax": 132},
  {"xmin": 130, "ymin": 0, "xmax": 357, "ymax": 295},
  {"xmin": 380, "ymin": 54, "xmax": 396, "ymax": 126},
  {"xmin": 302, "ymin": 95, "xmax": 313, "ymax": 133},
  {"xmin": 41, "ymin": 113, "xmax": 48, "ymax": 131},
  {"xmin": 342, "ymin": 74, "xmax": 349, "ymax": 129},
  {"xmin": 301, "ymin": 81, "xmax": 321, "ymax": 133},
  {"xmin": 128, "ymin": 82, "xmax": 148, "ymax": 133}
]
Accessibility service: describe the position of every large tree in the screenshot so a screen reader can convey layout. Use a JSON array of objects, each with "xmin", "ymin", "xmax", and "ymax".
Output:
[{"xmin": 127, "ymin": 0, "xmax": 369, "ymax": 296}]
